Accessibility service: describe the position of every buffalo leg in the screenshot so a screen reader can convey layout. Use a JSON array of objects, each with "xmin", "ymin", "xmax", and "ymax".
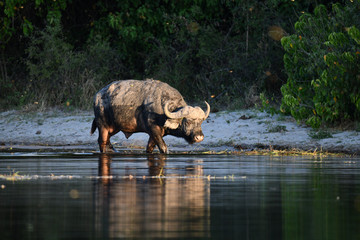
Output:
[
  {"xmin": 146, "ymin": 137, "xmax": 156, "ymax": 153},
  {"xmin": 98, "ymin": 128, "xmax": 116, "ymax": 153},
  {"xmin": 149, "ymin": 126, "xmax": 168, "ymax": 154},
  {"xmin": 153, "ymin": 136, "xmax": 168, "ymax": 154}
]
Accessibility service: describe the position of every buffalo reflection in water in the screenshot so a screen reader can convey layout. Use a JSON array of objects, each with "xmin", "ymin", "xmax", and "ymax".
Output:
[{"xmin": 95, "ymin": 154, "xmax": 210, "ymax": 239}]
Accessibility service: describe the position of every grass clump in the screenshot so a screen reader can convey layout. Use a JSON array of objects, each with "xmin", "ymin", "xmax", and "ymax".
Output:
[
  {"xmin": 0, "ymin": 170, "xmax": 30, "ymax": 181},
  {"xmin": 309, "ymin": 129, "xmax": 333, "ymax": 139},
  {"xmin": 267, "ymin": 125, "xmax": 287, "ymax": 133}
]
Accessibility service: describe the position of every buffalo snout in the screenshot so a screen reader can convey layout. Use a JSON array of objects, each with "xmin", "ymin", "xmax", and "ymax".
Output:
[{"xmin": 194, "ymin": 134, "xmax": 204, "ymax": 142}]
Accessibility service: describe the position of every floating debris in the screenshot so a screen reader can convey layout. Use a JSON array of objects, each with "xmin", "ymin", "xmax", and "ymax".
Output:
[{"xmin": 69, "ymin": 189, "xmax": 80, "ymax": 199}]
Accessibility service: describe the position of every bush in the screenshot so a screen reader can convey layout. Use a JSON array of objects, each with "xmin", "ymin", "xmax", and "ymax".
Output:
[
  {"xmin": 145, "ymin": 1, "xmax": 288, "ymax": 108},
  {"xmin": 25, "ymin": 22, "xmax": 124, "ymax": 109},
  {"xmin": 281, "ymin": 3, "xmax": 360, "ymax": 128}
]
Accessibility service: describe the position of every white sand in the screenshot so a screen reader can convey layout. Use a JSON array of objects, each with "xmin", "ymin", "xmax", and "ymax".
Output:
[{"xmin": 0, "ymin": 109, "xmax": 359, "ymax": 153}]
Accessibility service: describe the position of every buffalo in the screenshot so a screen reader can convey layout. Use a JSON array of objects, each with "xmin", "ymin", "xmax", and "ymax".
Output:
[{"xmin": 91, "ymin": 79, "xmax": 210, "ymax": 153}]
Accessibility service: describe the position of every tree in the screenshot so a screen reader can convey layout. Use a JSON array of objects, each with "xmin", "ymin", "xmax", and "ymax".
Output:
[{"xmin": 281, "ymin": 2, "xmax": 360, "ymax": 127}]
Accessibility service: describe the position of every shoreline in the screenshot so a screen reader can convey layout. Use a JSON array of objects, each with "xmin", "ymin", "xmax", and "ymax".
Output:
[{"xmin": 1, "ymin": 109, "xmax": 359, "ymax": 155}]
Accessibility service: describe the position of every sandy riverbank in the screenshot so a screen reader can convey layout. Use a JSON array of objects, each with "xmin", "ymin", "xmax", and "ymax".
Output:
[{"xmin": 0, "ymin": 109, "xmax": 359, "ymax": 154}]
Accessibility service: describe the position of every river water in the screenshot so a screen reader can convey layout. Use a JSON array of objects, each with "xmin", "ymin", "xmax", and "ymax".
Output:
[{"xmin": 0, "ymin": 152, "xmax": 360, "ymax": 239}]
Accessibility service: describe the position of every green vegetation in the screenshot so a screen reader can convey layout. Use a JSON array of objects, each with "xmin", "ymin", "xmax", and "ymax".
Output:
[
  {"xmin": 281, "ymin": 2, "xmax": 360, "ymax": 128},
  {"xmin": 0, "ymin": 0, "xmax": 340, "ymax": 110},
  {"xmin": 25, "ymin": 23, "xmax": 121, "ymax": 108},
  {"xmin": 1, "ymin": 0, "xmax": 359, "ymax": 129}
]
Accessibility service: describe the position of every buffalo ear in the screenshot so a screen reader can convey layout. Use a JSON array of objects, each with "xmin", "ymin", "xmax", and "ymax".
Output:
[{"xmin": 164, "ymin": 119, "xmax": 180, "ymax": 129}]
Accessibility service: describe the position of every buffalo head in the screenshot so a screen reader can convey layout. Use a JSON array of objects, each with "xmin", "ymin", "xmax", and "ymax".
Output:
[{"xmin": 163, "ymin": 101, "xmax": 210, "ymax": 144}]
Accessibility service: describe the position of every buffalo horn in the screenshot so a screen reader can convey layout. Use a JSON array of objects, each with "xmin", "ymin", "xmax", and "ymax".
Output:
[
  {"xmin": 164, "ymin": 101, "xmax": 211, "ymax": 119},
  {"xmin": 164, "ymin": 102, "xmax": 187, "ymax": 119},
  {"xmin": 204, "ymin": 101, "xmax": 210, "ymax": 119}
]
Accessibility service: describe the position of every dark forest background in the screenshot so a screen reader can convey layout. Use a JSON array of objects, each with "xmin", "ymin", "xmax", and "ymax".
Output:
[{"xmin": 0, "ymin": 0, "xmax": 359, "ymax": 127}]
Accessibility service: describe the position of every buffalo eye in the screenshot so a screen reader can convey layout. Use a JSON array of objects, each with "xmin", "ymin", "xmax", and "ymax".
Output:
[
  {"xmin": 183, "ymin": 119, "xmax": 191, "ymax": 127},
  {"xmin": 186, "ymin": 121, "xmax": 191, "ymax": 127},
  {"xmin": 181, "ymin": 119, "xmax": 188, "ymax": 129}
]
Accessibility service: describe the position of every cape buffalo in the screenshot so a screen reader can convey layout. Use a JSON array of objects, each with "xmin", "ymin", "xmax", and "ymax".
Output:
[{"xmin": 91, "ymin": 79, "xmax": 210, "ymax": 153}]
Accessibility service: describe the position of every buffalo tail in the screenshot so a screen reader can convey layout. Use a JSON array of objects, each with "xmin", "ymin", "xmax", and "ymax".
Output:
[{"xmin": 90, "ymin": 119, "xmax": 97, "ymax": 135}]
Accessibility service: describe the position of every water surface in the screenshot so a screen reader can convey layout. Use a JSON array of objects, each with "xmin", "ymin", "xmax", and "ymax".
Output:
[{"xmin": 1, "ymin": 152, "xmax": 360, "ymax": 239}]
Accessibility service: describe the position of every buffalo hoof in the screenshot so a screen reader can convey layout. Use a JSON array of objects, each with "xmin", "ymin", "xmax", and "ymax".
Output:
[
  {"xmin": 105, "ymin": 145, "xmax": 118, "ymax": 153},
  {"xmin": 100, "ymin": 143, "xmax": 118, "ymax": 153}
]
